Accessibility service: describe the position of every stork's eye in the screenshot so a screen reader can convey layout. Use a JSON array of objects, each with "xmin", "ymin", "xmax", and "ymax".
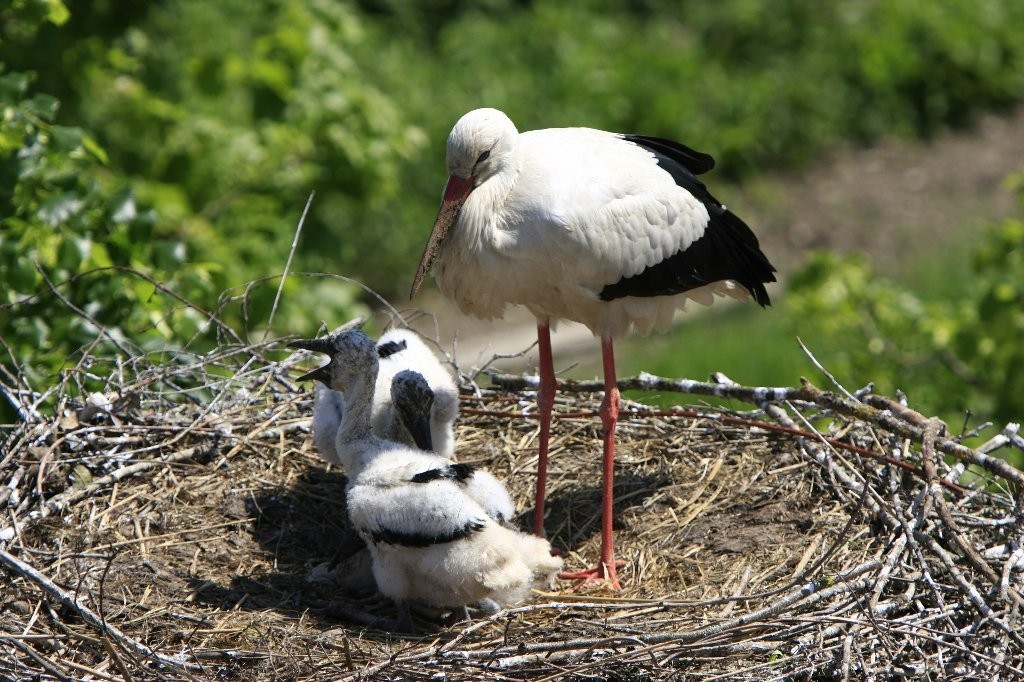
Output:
[{"xmin": 475, "ymin": 149, "xmax": 491, "ymax": 165}]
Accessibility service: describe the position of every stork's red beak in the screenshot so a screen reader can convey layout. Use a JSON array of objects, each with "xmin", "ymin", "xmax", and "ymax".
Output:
[{"xmin": 410, "ymin": 174, "xmax": 474, "ymax": 299}]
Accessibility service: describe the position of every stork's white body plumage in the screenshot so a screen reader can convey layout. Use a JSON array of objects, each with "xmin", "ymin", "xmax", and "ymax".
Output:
[
  {"xmin": 412, "ymin": 108, "xmax": 777, "ymax": 588},
  {"xmin": 413, "ymin": 109, "xmax": 770, "ymax": 339},
  {"xmin": 292, "ymin": 330, "xmax": 555, "ymax": 629}
]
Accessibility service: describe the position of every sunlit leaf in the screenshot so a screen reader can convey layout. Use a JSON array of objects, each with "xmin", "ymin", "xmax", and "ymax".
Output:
[{"xmin": 45, "ymin": 0, "xmax": 71, "ymax": 26}]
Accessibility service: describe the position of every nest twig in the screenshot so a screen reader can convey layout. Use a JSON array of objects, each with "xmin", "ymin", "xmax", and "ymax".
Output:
[{"xmin": 1, "ymin": 335, "xmax": 1023, "ymax": 680}]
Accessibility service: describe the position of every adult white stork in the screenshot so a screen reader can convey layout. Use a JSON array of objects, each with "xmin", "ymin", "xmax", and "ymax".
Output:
[{"xmin": 411, "ymin": 108, "xmax": 777, "ymax": 588}]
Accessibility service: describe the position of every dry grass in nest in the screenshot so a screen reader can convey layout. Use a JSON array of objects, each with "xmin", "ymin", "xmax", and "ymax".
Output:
[{"xmin": 2, "ymin": 336, "xmax": 1023, "ymax": 680}]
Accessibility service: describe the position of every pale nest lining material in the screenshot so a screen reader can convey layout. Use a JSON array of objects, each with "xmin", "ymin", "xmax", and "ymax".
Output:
[{"xmin": 1, "ymin": 337, "xmax": 1023, "ymax": 680}]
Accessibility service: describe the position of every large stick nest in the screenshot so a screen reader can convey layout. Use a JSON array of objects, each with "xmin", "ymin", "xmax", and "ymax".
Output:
[{"xmin": 2, "ymin": 335, "xmax": 1023, "ymax": 680}]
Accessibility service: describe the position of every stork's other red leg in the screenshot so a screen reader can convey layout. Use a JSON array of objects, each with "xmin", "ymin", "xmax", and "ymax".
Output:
[
  {"xmin": 598, "ymin": 335, "xmax": 622, "ymax": 587},
  {"xmin": 533, "ymin": 321, "xmax": 555, "ymax": 538},
  {"xmin": 559, "ymin": 335, "xmax": 623, "ymax": 589}
]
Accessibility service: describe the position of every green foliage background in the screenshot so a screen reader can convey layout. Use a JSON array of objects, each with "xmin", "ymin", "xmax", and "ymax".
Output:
[
  {"xmin": 786, "ymin": 212, "xmax": 1024, "ymax": 426},
  {"xmin": 2, "ymin": 0, "xmax": 1024, "ymax": 429}
]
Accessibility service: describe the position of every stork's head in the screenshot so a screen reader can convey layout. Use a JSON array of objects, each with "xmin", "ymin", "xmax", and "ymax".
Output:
[
  {"xmin": 410, "ymin": 108, "xmax": 519, "ymax": 299},
  {"xmin": 445, "ymin": 107, "xmax": 517, "ymax": 186},
  {"xmin": 289, "ymin": 329, "xmax": 378, "ymax": 392}
]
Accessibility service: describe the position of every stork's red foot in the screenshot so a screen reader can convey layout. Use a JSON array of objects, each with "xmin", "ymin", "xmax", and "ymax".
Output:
[{"xmin": 559, "ymin": 560, "xmax": 625, "ymax": 590}]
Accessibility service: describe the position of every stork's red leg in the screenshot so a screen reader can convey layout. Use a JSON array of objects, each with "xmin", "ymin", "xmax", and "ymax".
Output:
[
  {"xmin": 533, "ymin": 321, "xmax": 555, "ymax": 538},
  {"xmin": 598, "ymin": 335, "xmax": 622, "ymax": 587},
  {"xmin": 559, "ymin": 335, "xmax": 623, "ymax": 589}
]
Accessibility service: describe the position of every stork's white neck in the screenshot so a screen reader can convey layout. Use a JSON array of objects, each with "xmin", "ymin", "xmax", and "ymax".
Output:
[{"xmin": 459, "ymin": 147, "xmax": 522, "ymax": 252}]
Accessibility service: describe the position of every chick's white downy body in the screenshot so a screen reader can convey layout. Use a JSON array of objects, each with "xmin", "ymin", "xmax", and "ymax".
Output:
[
  {"xmin": 348, "ymin": 451, "xmax": 557, "ymax": 610},
  {"xmin": 305, "ymin": 328, "xmax": 512, "ymax": 524},
  {"xmin": 373, "ymin": 329, "xmax": 458, "ymax": 457}
]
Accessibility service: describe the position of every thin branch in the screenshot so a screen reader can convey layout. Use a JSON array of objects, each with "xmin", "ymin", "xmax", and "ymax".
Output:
[
  {"xmin": 264, "ymin": 191, "xmax": 314, "ymax": 341},
  {"xmin": 1, "ymin": 264, "xmax": 244, "ymax": 346},
  {"xmin": 33, "ymin": 260, "xmax": 135, "ymax": 358},
  {"xmin": 489, "ymin": 370, "xmax": 805, "ymax": 403},
  {"xmin": 797, "ymin": 335, "xmax": 858, "ymax": 401},
  {"xmin": 490, "ymin": 371, "xmax": 1024, "ymax": 489}
]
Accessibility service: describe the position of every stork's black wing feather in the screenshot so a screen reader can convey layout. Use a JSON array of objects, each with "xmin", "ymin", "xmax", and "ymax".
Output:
[
  {"xmin": 600, "ymin": 136, "xmax": 777, "ymax": 306},
  {"xmin": 620, "ymin": 134, "xmax": 716, "ymax": 175}
]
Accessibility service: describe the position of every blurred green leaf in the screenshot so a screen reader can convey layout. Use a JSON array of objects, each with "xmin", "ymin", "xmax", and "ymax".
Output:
[{"xmin": 786, "ymin": 214, "xmax": 1024, "ymax": 426}]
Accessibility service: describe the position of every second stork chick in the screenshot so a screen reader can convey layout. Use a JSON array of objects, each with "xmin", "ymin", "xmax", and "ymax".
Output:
[{"xmin": 376, "ymin": 329, "xmax": 458, "ymax": 457}]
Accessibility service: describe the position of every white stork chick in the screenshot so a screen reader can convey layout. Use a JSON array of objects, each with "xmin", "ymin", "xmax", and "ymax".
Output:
[
  {"xmin": 411, "ymin": 108, "xmax": 777, "ymax": 588},
  {"xmin": 304, "ymin": 333, "xmax": 513, "ymax": 591},
  {"xmin": 290, "ymin": 330, "xmax": 560, "ymax": 630},
  {"xmin": 308, "ymin": 327, "xmax": 458, "ymax": 468},
  {"xmin": 392, "ymin": 369, "xmax": 514, "ymax": 526},
  {"xmin": 375, "ymin": 328, "xmax": 458, "ymax": 458},
  {"xmin": 315, "ymin": 366, "xmax": 513, "ymax": 525},
  {"xmin": 309, "ymin": 370, "xmax": 503, "ymax": 595},
  {"xmin": 349, "ymin": 452, "xmax": 558, "ymax": 629}
]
